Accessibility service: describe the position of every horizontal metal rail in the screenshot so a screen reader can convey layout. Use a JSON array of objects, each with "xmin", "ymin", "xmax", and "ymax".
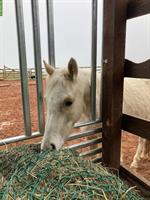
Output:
[
  {"xmin": 0, "ymin": 133, "xmax": 102, "ymax": 162},
  {"xmin": 74, "ymin": 119, "xmax": 102, "ymax": 128},
  {"xmin": 64, "ymin": 138, "xmax": 102, "ymax": 150},
  {"xmin": 0, "ymin": 132, "xmax": 42, "ymax": 146},
  {"xmin": 80, "ymin": 147, "xmax": 102, "ymax": 157},
  {"xmin": 67, "ymin": 128, "xmax": 102, "ymax": 141},
  {"xmin": 0, "ymin": 120, "xmax": 102, "ymax": 146}
]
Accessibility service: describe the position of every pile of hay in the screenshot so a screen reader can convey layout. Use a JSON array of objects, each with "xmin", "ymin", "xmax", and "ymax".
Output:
[{"xmin": 0, "ymin": 144, "xmax": 143, "ymax": 200}]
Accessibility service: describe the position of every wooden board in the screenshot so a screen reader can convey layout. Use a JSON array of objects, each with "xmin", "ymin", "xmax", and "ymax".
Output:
[
  {"xmin": 120, "ymin": 164, "xmax": 150, "ymax": 199},
  {"xmin": 124, "ymin": 59, "xmax": 150, "ymax": 79},
  {"xmin": 127, "ymin": 0, "xmax": 150, "ymax": 19},
  {"xmin": 102, "ymin": 0, "xmax": 127, "ymax": 169},
  {"xmin": 122, "ymin": 114, "xmax": 150, "ymax": 139}
]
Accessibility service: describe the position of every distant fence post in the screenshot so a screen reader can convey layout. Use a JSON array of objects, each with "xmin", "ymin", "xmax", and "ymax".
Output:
[
  {"xmin": 3, "ymin": 65, "xmax": 6, "ymax": 79},
  {"xmin": 102, "ymin": 0, "xmax": 127, "ymax": 169}
]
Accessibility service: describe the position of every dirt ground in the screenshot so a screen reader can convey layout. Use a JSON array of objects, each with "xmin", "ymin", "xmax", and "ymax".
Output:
[{"xmin": 0, "ymin": 80, "xmax": 150, "ymax": 182}]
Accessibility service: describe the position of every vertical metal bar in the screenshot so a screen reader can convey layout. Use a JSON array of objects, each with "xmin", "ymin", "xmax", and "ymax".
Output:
[
  {"xmin": 31, "ymin": 0, "xmax": 45, "ymax": 134},
  {"xmin": 91, "ymin": 0, "xmax": 98, "ymax": 120},
  {"xmin": 15, "ymin": 0, "xmax": 31, "ymax": 136},
  {"xmin": 47, "ymin": 0, "xmax": 55, "ymax": 67},
  {"xmin": 99, "ymin": 0, "xmax": 104, "ymax": 121}
]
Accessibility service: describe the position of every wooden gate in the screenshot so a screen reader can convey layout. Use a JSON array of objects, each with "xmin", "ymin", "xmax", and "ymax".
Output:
[{"xmin": 102, "ymin": 0, "xmax": 150, "ymax": 196}]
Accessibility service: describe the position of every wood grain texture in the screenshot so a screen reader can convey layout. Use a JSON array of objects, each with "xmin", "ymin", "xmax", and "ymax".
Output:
[
  {"xmin": 102, "ymin": 0, "xmax": 127, "ymax": 169},
  {"xmin": 122, "ymin": 114, "xmax": 150, "ymax": 139},
  {"xmin": 127, "ymin": 0, "xmax": 150, "ymax": 19},
  {"xmin": 120, "ymin": 164, "xmax": 150, "ymax": 198},
  {"xmin": 124, "ymin": 59, "xmax": 150, "ymax": 78}
]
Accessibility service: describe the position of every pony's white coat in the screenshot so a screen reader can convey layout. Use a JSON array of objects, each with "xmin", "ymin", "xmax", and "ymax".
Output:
[
  {"xmin": 41, "ymin": 58, "xmax": 100, "ymax": 150},
  {"xmin": 41, "ymin": 58, "xmax": 150, "ymax": 168}
]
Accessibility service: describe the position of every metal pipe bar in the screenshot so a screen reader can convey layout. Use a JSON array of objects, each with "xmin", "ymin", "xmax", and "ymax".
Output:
[
  {"xmin": 80, "ymin": 147, "xmax": 102, "ymax": 157},
  {"xmin": 15, "ymin": 0, "xmax": 31, "ymax": 136},
  {"xmin": 74, "ymin": 119, "xmax": 102, "ymax": 128},
  {"xmin": 64, "ymin": 138, "xmax": 102, "ymax": 150},
  {"xmin": 0, "ymin": 128, "xmax": 101, "ymax": 146},
  {"xmin": 91, "ymin": 0, "xmax": 98, "ymax": 120},
  {"xmin": 0, "ymin": 132, "xmax": 42, "ymax": 146},
  {"xmin": 99, "ymin": 1, "xmax": 104, "ymax": 122},
  {"xmin": 46, "ymin": 0, "xmax": 55, "ymax": 67},
  {"xmin": 31, "ymin": 0, "xmax": 45, "ymax": 134},
  {"xmin": 67, "ymin": 128, "xmax": 102, "ymax": 141}
]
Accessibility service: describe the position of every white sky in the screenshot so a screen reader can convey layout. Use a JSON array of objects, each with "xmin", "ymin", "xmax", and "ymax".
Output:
[{"xmin": 0, "ymin": 0, "xmax": 150, "ymax": 68}]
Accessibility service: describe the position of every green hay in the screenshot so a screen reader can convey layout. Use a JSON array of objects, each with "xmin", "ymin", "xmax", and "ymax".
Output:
[{"xmin": 0, "ymin": 144, "xmax": 143, "ymax": 200}]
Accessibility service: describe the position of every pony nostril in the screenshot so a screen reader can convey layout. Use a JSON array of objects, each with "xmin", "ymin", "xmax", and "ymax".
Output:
[
  {"xmin": 41, "ymin": 142, "xmax": 56, "ymax": 151},
  {"xmin": 50, "ymin": 143, "xmax": 56, "ymax": 150}
]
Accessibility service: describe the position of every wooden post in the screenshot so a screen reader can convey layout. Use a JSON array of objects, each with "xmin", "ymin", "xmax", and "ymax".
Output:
[{"xmin": 102, "ymin": 0, "xmax": 127, "ymax": 169}]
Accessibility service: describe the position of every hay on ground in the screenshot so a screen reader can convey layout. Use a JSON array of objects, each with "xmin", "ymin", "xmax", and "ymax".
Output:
[{"xmin": 0, "ymin": 144, "xmax": 143, "ymax": 200}]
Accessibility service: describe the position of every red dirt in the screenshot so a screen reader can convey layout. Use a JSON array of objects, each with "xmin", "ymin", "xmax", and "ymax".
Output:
[{"xmin": 0, "ymin": 80, "xmax": 150, "ymax": 182}]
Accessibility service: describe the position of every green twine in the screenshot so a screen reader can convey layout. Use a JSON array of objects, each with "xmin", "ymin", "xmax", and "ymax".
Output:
[{"xmin": 0, "ymin": 144, "xmax": 143, "ymax": 200}]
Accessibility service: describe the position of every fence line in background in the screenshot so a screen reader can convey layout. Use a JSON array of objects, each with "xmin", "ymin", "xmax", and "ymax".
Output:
[
  {"xmin": 0, "ymin": 66, "xmax": 47, "ymax": 80},
  {"xmin": 0, "ymin": 66, "xmax": 101, "ymax": 80}
]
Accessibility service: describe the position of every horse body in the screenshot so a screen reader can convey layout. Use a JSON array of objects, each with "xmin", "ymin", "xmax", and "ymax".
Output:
[
  {"xmin": 123, "ymin": 78, "xmax": 150, "ymax": 168},
  {"xmin": 41, "ymin": 58, "xmax": 150, "ymax": 168}
]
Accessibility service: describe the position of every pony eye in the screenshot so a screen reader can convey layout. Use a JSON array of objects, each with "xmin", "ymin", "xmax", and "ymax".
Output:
[{"xmin": 64, "ymin": 99, "xmax": 73, "ymax": 107}]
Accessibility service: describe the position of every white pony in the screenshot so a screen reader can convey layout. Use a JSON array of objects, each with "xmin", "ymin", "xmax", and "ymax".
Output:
[
  {"xmin": 41, "ymin": 58, "xmax": 100, "ymax": 150},
  {"xmin": 41, "ymin": 58, "xmax": 150, "ymax": 168}
]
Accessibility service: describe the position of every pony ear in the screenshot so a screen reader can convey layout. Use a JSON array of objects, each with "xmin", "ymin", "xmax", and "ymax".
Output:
[
  {"xmin": 68, "ymin": 58, "xmax": 78, "ymax": 80},
  {"xmin": 43, "ymin": 60, "xmax": 55, "ymax": 75}
]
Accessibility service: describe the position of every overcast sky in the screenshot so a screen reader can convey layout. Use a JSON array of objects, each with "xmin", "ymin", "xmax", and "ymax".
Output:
[{"xmin": 0, "ymin": 0, "xmax": 150, "ymax": 68}]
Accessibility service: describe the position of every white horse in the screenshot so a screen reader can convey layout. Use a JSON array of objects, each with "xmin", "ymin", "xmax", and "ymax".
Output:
[
  {"xmin": 41, "ymin": 58, "xmax": 150, "ymax": 168},
  {"xmin": 41, "ymin": 58, "xmax": 101, "ymax": 150}
]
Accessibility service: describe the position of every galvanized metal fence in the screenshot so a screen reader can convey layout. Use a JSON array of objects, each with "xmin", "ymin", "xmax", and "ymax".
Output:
[{"xmin": 0, "ymin": 0, "xmax": 102, "ymax": 161}]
